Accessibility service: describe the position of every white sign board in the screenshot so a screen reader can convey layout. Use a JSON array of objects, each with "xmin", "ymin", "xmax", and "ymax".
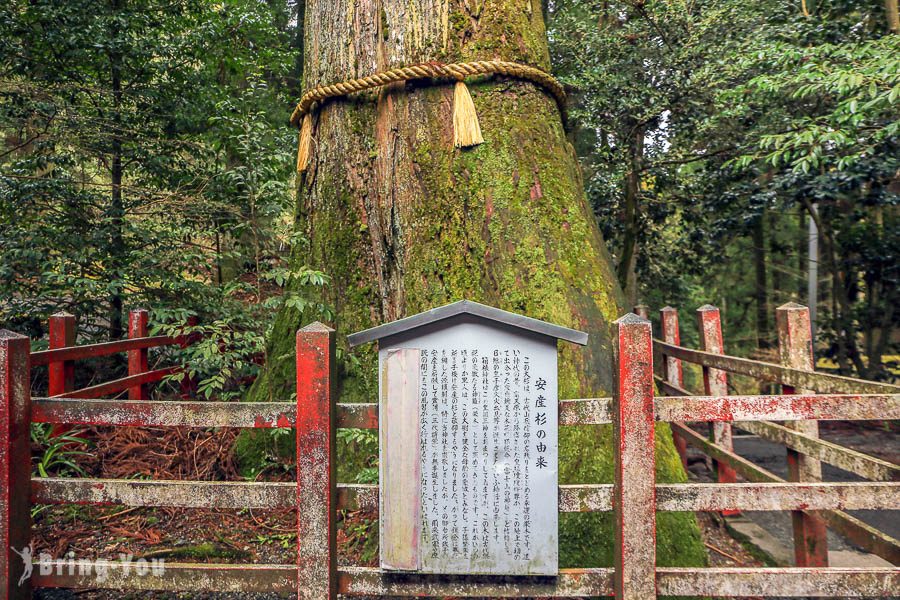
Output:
[{"xmin": 378, "ymin": 318, "xmax": 558, "ymax": 576}]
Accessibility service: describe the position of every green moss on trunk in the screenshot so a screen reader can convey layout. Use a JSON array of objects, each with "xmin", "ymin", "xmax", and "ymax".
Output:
[{"xmin": 245, "ymin": 0, "xmax": 706, "ymax": 569}]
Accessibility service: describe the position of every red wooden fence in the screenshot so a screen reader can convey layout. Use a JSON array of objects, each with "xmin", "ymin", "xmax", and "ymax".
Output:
[
  {"xmin": 33, "ymin": 310, "xmax": 189, "ymax": 402},
  {"xmin": 654, "ymin": 302, "xmax": 900, "ymax": 571},
  {"xmin": 0, "ymin": 305, "xmax": 898, "ymax": 597}
]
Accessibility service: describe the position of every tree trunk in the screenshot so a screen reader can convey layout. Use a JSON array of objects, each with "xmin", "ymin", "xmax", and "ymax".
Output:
[
  {"xmin": 108, "ymin": 0, "xmax": 125, "ymax": 340},
  {"xmin": 288, "ymin": 0, "xmax": 305, "ymax": 98},
  {"xmin": 617, "ymin": 121, "xmax": 643, "ymax": 308},
  {"xmin": 886, "ymin": 0, "xmax": 900, "ymax": 33},
  {"xmin": 250, "ymin": 0, "xmax": 704, "ymax": 568},
  {"xmin": 752, "ymin": 212, "xmax": 769, "ymax": 350},
  {"xmin": 257, "ymin": 0, "xmax": 627, "ymax": 401}
]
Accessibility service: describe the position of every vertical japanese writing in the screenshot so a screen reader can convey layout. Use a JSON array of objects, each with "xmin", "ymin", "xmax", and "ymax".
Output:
[
  {"xmin": 440, "ymin": 349, "xmax": 449, "ymax": 555},
  {"xmin": 430, "ymin": 349, "xmax": 439, "ymax": 559},
  {"xmin": 481, "ymin": 353, "xmax": 490, "ymax": 559},
  {"xmin": 523, "ymin": 355, "xmax": 532, "ymax": 559},
  {"xmin": 535, "ymin": 376, "xmax": 548, "ymax": 474},
  {"xmin": 412, "ymin": 336, "xmax": 556, "ymax": 575}
]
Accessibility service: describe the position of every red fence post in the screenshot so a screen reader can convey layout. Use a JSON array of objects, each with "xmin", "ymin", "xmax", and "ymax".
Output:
[
  {"xmin": 296, "ymin": 322, "xmax": 336, "ymax": 600},
  {"xmin": 697, "ymin": 305, "xmax": 738, "ymax": 494},
  {"xmin": 777, "ymin": 302, "xmax": 828, "ymax": 567},
  {"xmin": 1, "ymin": 331, "xmax": 32, "ymax": 599},
  {"xmin": 48, "ymin": 312, "xmax": 76, "ymax": 397},
  {"xmin": 48, "ymin": 312, "xmax": 76, "ymax": 437},
  {"xmin": 613, "ymin": 313, "xmax": 656, "ymax": 600},
  {"xmin": 128, "ymin": 309, "xmax": 150, "ymax": 400},
  {"xmin": 660, "ymin": 307, "xmax": 688, "ymax": 469}
]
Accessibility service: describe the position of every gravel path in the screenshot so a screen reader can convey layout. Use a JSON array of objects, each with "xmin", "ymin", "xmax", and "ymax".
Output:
[{"xmin": 687, "ymin": 423, "xmax": 899, "ymax": 560}]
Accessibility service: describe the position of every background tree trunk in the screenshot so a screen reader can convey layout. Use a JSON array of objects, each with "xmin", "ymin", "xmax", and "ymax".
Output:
[
  {"xmin": 249, "ymin": 0, "xmax": 705, "ymax": 568},
  {"xmin": 752, "ymin": 212, "xmax": 769, "ymax": 351},
  {"xmin": 617, "ymin": 121, "xmax": 644, "ymax": 308}
]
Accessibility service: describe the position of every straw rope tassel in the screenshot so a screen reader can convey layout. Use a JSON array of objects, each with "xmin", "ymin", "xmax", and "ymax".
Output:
[
  {"xmin": 452, "ymin": 81, "xmax": 484, "ymax": 148},
  {"xmin": 291, "ymin": 61, "xmax": 566, "ymax": 167},
  {"xmin": 296, "ymin": 113, "xmax": 313, "ymax": 173}
]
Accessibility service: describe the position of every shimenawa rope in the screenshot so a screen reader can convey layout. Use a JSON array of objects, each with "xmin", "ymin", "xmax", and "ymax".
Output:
[{"xmin": 292, "ymin": 60, "xmax": 566, "ymax": 172}]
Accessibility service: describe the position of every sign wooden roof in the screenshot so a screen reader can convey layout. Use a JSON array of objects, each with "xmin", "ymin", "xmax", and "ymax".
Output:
[{"xmin": 347, "ymin": 299, "xmax": 589, "ymax": 347}]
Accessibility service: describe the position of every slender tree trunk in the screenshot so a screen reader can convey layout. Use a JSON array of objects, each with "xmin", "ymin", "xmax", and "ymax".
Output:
[
  {"xmin": 249, "ymin": 0, "xmax": 703, "ymax": 567},
  {"xmin": 108, "ymin": 0, "xmax": 125, "ymax": 340},
  {"xmin": 886, "ymin": 0, "xmax": 900, "ymax": 33},
  {"xmin": 752, "ymin": 213, "xmax": 770, "ymax": 351},
  {"xmin": 617, "ymin": 122, "xmax": 643, "ymax": 308},
  {"xmin": 289, "ymin": 0, "xmax": 305, "ymax": 98},
  {"xmin": 802, "ymin": 198, "xmax": 866, "ymax": 375}
]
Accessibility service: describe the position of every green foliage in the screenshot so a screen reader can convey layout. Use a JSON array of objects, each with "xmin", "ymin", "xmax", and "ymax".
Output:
[
  {"xmin": 31, "ymin": 424, "xmax": 91, "ymax": 478},
  {"xmin": 0, "ymin": 0, "xmax": 300, "ymax": 355},
  {"xmin": 727, "ymin": 36, "xmax": 900, "ymax": 173},
  {"xmin": 550, "ymin": 0, "xmax": 899, "ymax": 377},
  {"xmin": 232, "ymin": 427, "xmax": 295, "ymax": 480},
  {"xmin": 337, "ymin": 428, "xmax": 379, "ymax": 484},
  {"xmin": 342, "ymin": 515, "xmax": 379, "ymax": 565}
]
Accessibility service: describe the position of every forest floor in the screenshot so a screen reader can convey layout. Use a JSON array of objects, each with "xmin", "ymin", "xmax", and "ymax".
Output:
[{"xmin": 32, "ymin": 421, "xmax": 896, "ymax": 599}]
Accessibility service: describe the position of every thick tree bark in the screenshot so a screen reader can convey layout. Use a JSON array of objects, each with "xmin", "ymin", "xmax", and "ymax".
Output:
[
  {"xmin": 250, "ymin": 0, "xmax": 704, "ymax": 567},
  {"xmin": 256, "ymin": 0, "xmax": 626, "ymax": 402}
]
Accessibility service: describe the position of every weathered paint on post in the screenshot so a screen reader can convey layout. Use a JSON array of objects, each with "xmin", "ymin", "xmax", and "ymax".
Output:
[
  {"xmin": 612, "ymin": 313, "xmax": 656, "ymax": 600},
  {"xmin": 48, "ymin": 312, "xmax": 76, "ymax": 437},
  {"xmin": 295, "ymin": 322, "xmax": 336, "ymax": 600},
  {"xmin": 48, "ymin": 312, "xmax": 75, "ymax": 397},
  {"xmin": 660, "ymin": 307, "xmax": 687, "ymax": 469},
  {"xmin": 697, "ymin": 305, "xmax": 738, "ymax": 494},
  {"xmin": 128, "ymin": 309, "xmax": 150, "ymax": 400},
  {"xmin": 777, "ymin": 302, "xmax": 828, "ymax": 567},
  {"xmin": 1, "ymin": 330, "xmax": 32, "ymax": 599}
]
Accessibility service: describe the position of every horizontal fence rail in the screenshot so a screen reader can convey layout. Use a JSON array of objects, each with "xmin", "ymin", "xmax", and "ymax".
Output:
[
  {"xmin": 30, "ymin": 479, "xmax": 898, "ymax": 513},
  {"xmin": 655, "ymin": 393, "xmax": 899, "ymax": 422},
  {"xmin": 35, "ymin": 392, "xmax": 896, "ymax": 430},
  {"xmin": 32, "ymin": 564, "xmax": 899, "ymax": 597},
  {"xmin": 32, "ymin": 398, "xmax": 298, "ymax": 428},
  {"xmin": 734, "ymin": 420, "xmax": 900, "ymax": 481},
  {"xmin": 655, "ymin": 340, "xmax": 900, "ymax": 395},
  {"xmin": 51, "ymin": 367, "xmax": 179, "ymax": 400},
  {"xmin": 653, "ymin": 374, "xmax": 900, "ymax": 481},
  {"xmin": 31, "ymin": 335, "xmax": 180, "ymax": 366}
]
